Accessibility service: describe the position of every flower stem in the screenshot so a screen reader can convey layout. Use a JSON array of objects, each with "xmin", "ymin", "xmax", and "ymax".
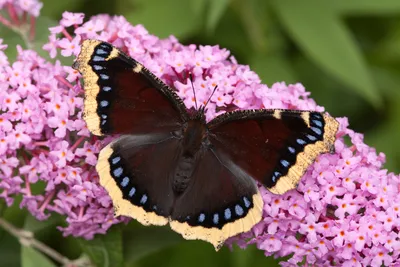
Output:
[
  {"xmin": 0, "ymin": 14, "xmax": 12, "ymax": 27},
  {"xmin": 71, "ymin": 136, "xmax": 86, "ymax": 151},
  {"xmin": 0, "ymin": 218, "xmax": 72, "ymax": 265},
  {"xmin": 29, "ymin": 16, "xmax": 36, "ymax": 41},
  {"xmin": 6, "ymin": 3, "xmax": 20, "ymax": 25}
]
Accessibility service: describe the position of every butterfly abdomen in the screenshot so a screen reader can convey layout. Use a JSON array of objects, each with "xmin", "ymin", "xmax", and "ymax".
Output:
[
  {"xmin": 172, "ymin": 119, "xmax": 208, "ymax": 194},
  {"xmin": 173, "ymin": 157, "xmax": 195, "ymax": 194}
]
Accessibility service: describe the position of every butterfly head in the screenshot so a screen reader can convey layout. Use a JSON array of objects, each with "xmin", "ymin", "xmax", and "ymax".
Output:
[{"xmin": 189, "ymin": 105, "xmax": 207, "ymax": 123}]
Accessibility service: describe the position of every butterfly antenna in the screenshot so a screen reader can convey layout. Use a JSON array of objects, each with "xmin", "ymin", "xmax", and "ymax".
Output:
[
  {"xmin": 204, "ymin": 85, "xmax": 218, "ymax": 110},
  {"xmin": 189, "ymin": 73, "xmax": 198, "ymax": 110}
]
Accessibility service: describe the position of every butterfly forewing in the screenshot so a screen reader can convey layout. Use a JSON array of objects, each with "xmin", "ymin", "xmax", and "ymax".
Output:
[
  {"xmin": 73, "ymin": 39, "xmax": 188, "ymax": 136},
  {"xmin": 207, "ymin": 109, "xmax": 338, "ymax": 194}
]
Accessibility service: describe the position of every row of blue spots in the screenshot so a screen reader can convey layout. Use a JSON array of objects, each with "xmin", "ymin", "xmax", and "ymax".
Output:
[
  {"xmin": 277, "ymin": 112, "xmax": 326, "ymax": 182},
  {"xmin": 109, "ymin": 155, "xmax": 147, "ymax": 206},
  {"xmin": 197, "ymin": 196, "xmax": 252, "ymax": 225},
  {"xmin": 91, "ymin": 44, "xmax": 113, "ymax": 129}
]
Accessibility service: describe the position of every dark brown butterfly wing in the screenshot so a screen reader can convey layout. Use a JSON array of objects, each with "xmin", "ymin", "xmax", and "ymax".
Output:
[
  {"xmin": 73, "ymin": 40, "xmax": 188, "ymax": 136},
  {"xmin": 207, "ymin": 109, "xmax": 339, "ymax": 194},
  {"xmin": 169, "ymin": 148, "xmax": 263, "ymax": 250},
  {"xmin": 96, "ymin": 133, "xmax": 179, "ymax": 226}
]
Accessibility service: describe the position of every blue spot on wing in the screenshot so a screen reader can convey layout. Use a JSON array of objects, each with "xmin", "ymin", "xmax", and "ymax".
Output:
[
  {"xmin": 235, "ymin": 204, "xmax": 244, "ymax": 216},
  {"xmin": 100, "ymin": 100, "xmax": 108, "ymax": 107},
  {"xmin": 140, "ymin": 194, "xmax": 148, "ymax": 205},
  {"xmin": 100, "ymin": 74, "xmax": 109, "ymax": 80},
  {"xmin": 312, "ymin": 119, "xmax": 323, "ymax": 127},
  {"xmin": 296, "ymin": 138, "xmax": 306, "ymax": 145},
  {"xmin": 243, "ymin": 197, "xmax": 251, "ymax": 208},
  {"xmin": 311, "ymin": 127, "xmax": 322, "ymax": 136},
  {"xmin": 113, "ymin": 167, "xmax": 123, "ymax": 178},
  {"xmin": 281, "ymin": 159, "xmax": 290, "ymax": 168},
  {"xmin": 111, "ymin": 156, "xmax": 120, "ymax": 165},
  {"xmin": 95, "ymin": 48, "xmax": 108, "ymax": 55},
  {"xmin": 129, "ymin": 187, "xmax": 136, "ymax": 197},
  {"xmin": 213, "ymin": 214, "xmax": 219, "ymax": 225},
  {"xmin": 224, "ymin": 208, "xmax": 231, "ymax": 220},
  {"xmin": 198, "ymin": 213, "xmax": 205, "ymax": 223},
  {"xmin": 121, "ymin": 177, "xmax": 129, "ymax": 187},
  {"xmin": 307, "ymin": 134, "xmax": 317, "ymax": 141},
  {"xmin": 92, "ymin": 56, "xmax": 104, "ymax": 62},
  {"xmin": 93, "ymin": 65, "xmax": 103, "ymax": 70}
]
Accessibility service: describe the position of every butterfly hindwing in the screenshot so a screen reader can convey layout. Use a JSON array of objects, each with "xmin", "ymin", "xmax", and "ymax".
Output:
[
  {"xmin": 73, "ymin": 39, "xmax": 188, "ymax": 136},
  {"xmin": 207, "ymin": 109, "xmax": 339, "ymax": 194},
  {"xmin": 170, "ymin": 148, "xmax": 263, "ymax": 250}
]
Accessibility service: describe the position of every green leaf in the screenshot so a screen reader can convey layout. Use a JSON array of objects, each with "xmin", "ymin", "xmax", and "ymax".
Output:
[
  {"xmin": 79, "ymin": 226, "xmax": 123, "ymax": 267},
  {"xmin": 271, "ymin": 0, "xmax": 381, "ymax": 107},
  {"xmin": 21, "ymin": 246, "xmax": 56, "ymax": 267},
  {"xmin": 120, "ymin": 0, "xmax": 201, "ymax": 38},
  {"xmin": 190, "ymin": 0, "xmax": 208, "ymax": 16},
  {"xmin": 123, "ymin": 224, "xmax": 182, "ymax": 263},
  {"xmin": 331, "ymin": 0, "xmax": 400, "ymax": 15},
  {"xmin": 0, "ymin": 232, "xmax": 21, "ymax": 267},
  {"xmin": 206, "ymin": 0, "xmax": 230, "ymax": 33},
  {"xmin": 231, "ymin": 0, "xmax": 268, "ymax": 52},
  {"xmin": 249, "ymin": 52, "xmax": 297, "ymax": 85},
  {"xmin": 200, "ymin": 8, "xmax": 252, "ymax": 58}
]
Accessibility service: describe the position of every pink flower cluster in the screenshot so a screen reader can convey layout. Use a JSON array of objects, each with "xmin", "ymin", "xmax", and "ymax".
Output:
[
  {"xmin": 0, "ymin": 0, "xmax": 42, "ymax": 18},
  {"xmin": 1, "ymin": 2, "xmax": 400, "ymax": 265},
  {"xmin": 241, "ymin": 119, "xmax": 400, "ymax": 266}
]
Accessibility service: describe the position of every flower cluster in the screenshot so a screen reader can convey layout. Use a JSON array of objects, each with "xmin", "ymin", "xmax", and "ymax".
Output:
[
  {"xmin": 1, "ymin": 2, "xmax": 400, "ymax": 265},
  {"xmin": 0, "ymin": 0, "xmax": 42, "ymax": 19},
  {"xmin": 239, "ymin": 119, "xmax": 400, "ymax": 266}
]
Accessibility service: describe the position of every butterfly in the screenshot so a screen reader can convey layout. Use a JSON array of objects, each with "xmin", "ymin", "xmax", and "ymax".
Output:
[{"xmin": 73, "ymin": 39, "xmax": 339, "ymax": 250}]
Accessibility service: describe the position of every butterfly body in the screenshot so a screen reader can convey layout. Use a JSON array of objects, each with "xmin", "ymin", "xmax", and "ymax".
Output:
[
  {"xmin": 172, "ymin": 116, "xmax": 207, "ymax": 194},
  {"xmin": 73, "ymin": 39, "xmax": 339, "ymax": 250}
]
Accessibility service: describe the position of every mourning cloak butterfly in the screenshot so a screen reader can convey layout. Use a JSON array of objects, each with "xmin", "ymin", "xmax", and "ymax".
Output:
[{"xmin": 73, "ymin": 39, "xmax": 339, "ymax": 250}]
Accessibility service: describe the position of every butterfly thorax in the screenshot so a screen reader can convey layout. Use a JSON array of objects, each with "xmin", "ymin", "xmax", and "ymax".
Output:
[
  {"xmin": 182, "ymin": 118, "xmax": 207, "ymax": 156},
  {"xmin": 172, "ymin": 117, "xmax": 208, "ymax": 195}
]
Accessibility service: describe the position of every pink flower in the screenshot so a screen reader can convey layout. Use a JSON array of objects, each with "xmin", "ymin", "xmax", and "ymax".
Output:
[
  {"xmin": 58, "ymin": 35, "xmax": 81, "ymax": 57},
  {"xmin": 49, "ymin": 141, "xmax": 75, "ymax": 168},
  {"xmin": 60, "ymin": 12, "xmax": 84, "ymax": 27},
  {"xmin": 17, "ymin": 0, "xmax": 43, "ymax": 17},
  {"xmin": 42, "ymin": 34, "xmax": 58, "ymax": 58},
  {"xmin": 258, "ymin": 235, "xmax": 282, "ymax": 252}
]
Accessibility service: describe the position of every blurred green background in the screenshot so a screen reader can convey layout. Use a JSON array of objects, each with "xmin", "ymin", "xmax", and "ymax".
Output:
[{"xmin": 1, "ymin": 0, "xmax": 400, "ymax": 266}]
